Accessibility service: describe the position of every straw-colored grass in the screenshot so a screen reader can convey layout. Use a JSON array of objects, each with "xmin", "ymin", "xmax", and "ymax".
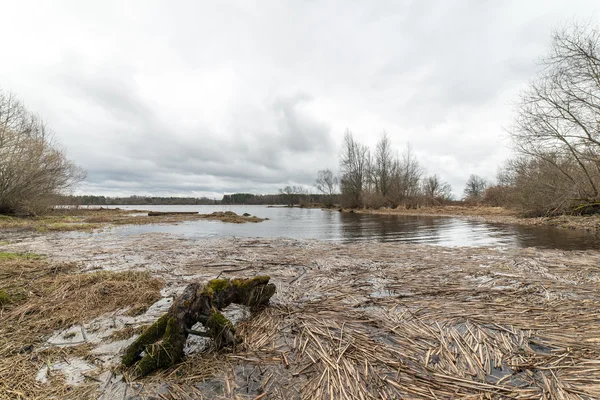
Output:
[
  {"xmin": 125, "ymin": 238, "xmax": 600, "ymax": 399},
  {"xmin": 0, "ymin": 257, "xmax": 163, "ymax": 399},
  {"xmin": 4, "ymin": 233, "xmax": 600, "ymax": 398}
]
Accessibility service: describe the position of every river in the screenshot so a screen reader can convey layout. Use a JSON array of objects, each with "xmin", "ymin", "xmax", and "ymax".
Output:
[{"xmin": 87, "ymin": 205, "xmax": 600, "ymax": 250}]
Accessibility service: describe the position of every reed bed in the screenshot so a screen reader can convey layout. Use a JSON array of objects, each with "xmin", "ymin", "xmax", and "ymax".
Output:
[
  {"xmin": 4, "ymin": 234, "xmax": 600, "ymax": 399},
  {"xmin": 115, "ymin": 238, "xmax": 600, "ymax": 399}
]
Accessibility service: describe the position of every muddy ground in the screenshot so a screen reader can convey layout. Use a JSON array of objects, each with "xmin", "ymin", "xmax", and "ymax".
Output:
[{"xmin": 2, "ymin": 229, "xmax": 600, "ymax": 399}]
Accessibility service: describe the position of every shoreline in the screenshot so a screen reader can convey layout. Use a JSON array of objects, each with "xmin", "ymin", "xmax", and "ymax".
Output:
[
  {"xmin": 0, "ymin": 208, "xmax": 265, "ymax": 233},
  {"xmin": 1, "ymin": 230, "xmax": 600, "ymax": 398},
  {"xmin": 343, "ymin": 205, "xmax": 600, "ymax": 232}
]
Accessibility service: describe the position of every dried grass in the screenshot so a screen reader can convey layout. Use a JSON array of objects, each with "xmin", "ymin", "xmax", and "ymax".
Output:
[
  {"xmin": 108, "ymin": 325, "xmax": 150, "ymax": 341},
  {"xmin": 0, "ymin": 257, "xmax": 163, "ymax": 399},
  {"xmin": 4, "ymin": 235, "xmax": 600, "ymax": 399},
  {"xmin": 141, "ymin": 239, "xmax": 600, "ymax": 399}
]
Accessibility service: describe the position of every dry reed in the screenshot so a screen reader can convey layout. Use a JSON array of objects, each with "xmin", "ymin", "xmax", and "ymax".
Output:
[
  {"xmin": 0, "ymin": 257, "xmax": 163, "ymax": 399},
  {"xmin": 4, "ymin": 235, "xmax": 600, "ymax": 399},
  {"xmin": 123, "ymin": 238, "xmax": 600, "ymax": 399}
]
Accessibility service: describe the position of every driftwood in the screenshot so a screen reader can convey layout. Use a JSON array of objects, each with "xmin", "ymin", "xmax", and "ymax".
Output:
[{"xmin": 122, "ymin": 276, "xmax": 276, "ymax": 378}]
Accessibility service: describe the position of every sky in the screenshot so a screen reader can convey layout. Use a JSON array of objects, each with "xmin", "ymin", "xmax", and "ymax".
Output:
[{"xmin": 1, "ymin": 0, "xmax": 599, "ymax": 199}]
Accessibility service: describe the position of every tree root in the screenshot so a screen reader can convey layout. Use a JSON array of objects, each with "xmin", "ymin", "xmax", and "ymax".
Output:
[{"xmin": 122, "ymin": 276, "xmax": 276, "ymax": 378}]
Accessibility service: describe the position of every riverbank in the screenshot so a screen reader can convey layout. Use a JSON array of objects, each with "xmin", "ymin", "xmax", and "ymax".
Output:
[
  {"xmin": 1, "ymin": 231, "xmax": 600, "ymax": 399},
  {"xmin": 346, "ymin": 205, "xmax": 600, "ymax": 232},
  {"xmin": 0, "ymin": 208, "xmax": 265, "ymax": 233}
]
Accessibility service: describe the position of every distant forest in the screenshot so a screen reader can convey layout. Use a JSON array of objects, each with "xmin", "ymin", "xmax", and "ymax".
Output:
[
  {"xmin": 59, "ymin": 195, "xmax": 218, "ymax": 206},
  {"xmin": 59, "ymin": 193, "xmax": 335, "ymax": 206}
]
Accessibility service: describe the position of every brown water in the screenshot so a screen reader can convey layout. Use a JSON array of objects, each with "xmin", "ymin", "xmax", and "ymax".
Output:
[{"xmin": 88, "ymin": 205, "xmax": 600, "ymax": 250}]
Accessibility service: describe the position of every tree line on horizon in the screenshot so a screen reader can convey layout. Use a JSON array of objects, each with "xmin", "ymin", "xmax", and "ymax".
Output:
[
  {"xmin": 59, "ymin": 193, "xmax": 336, "ymax": 207},
  {"xmin": 58, "ymin": 195, "xmax": 219, "ymax": 206},
  {"xmin": 1, "ymin": 23, "xmax": 600, "ymax": 217}
]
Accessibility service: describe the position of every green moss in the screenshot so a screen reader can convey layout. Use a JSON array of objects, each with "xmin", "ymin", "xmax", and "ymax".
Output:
[
  {"xmin": 124, "ymin": 276, "xmax": 276, "ymax": 377},
  {"xmin": 203, "ymin": 277, "xmax": 275, "ymax": 307},
  {"xmin": 206, "ymin": 307, "xmax": 236, "ymax": 348},
  {"xmin": 231, "ymin": 276, "xmax": 270, "ymax": 289},
  {"xmin": 0, "ymin": 288, "xmax": 26, "ymax": 306},
  {"xmin": 131, "ymin": 317, "xmax": 186, "ymax": 378},
  {"xmin": 0, "ymin": 290, "xmax": 10, "ymax": 306},
  {"xmin": 122, "ymin": 313, "xmax": 169, "ymax": 367},
  {"xmin": 207, "ymin": 308, "xmax": 234, "ymax": 330},
  {"xmin": 202, "ymin": 278, "xmax": 230, "ymax": 297},
  {"xmin": 231, "ymin": 276, "xmax": 275, "ymax": 307}
]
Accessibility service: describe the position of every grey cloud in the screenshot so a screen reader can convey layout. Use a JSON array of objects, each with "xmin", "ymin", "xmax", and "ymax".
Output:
[
  {"xmin": 272, "ymin": 93, "xmax": 333, "ymax": 153},
  {"xmin": 1, "ymin": 0, "xmax": 599, "ymax": 198}
]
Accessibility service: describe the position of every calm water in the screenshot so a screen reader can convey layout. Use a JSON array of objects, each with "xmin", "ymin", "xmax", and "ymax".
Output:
[{"xmin": 91, "ymin": 205, "xmax": 600, "ymax": 250}]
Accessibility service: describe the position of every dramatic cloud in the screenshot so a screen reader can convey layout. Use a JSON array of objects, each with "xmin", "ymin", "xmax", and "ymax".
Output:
[{"xmin": 0, "ymin": 0, "xmax": 598, "ymax": 198}]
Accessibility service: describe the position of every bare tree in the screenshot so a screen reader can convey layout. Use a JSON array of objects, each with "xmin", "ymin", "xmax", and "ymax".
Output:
[
  {"xmin": 390, "ymin": 144, "xmax": 423, "ymax": 206},
  {"xmin": 315, "ymin": 169, "xmax": 339, "ymax": 206},
  {"xmin": 279, "ymin": 185, "xmax": 305, "ymax": 207},
  {"xmin": 509, "ymin": 23, "xmax": 600, "ymax": 212},
  {"xmin": 373, "ymin": 132, "xmax": 395, "ymax": 198},
  {"xmin": 339, "ymin": 130, "xmax": 370, "ymax": 207},
  {"xmin": 422, "ymin": 174, "xmax": 453, "ymax": 205},
  {"xmin": 463, "ymin": 174, "xmax": 488, "ymax": 201},
  {"xmin": 500, "ymin": 156, "xmax": 585, "ymax": 214},
  {"xmin": 0, "ymin": 90, "xmax": 85, "ymax": 215}
]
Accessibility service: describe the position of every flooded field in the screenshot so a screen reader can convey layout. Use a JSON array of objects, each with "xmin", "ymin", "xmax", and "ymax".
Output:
[
  {"xmin": 87, "ymin": 205, "xmax": 600, "ymax": 250},
  {"xmin": 3, "ymin": 229, "xmax": 600, "ymax": 399}
]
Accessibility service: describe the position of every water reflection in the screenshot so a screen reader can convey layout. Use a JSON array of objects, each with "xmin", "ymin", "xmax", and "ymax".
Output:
[{"xmin": 94, "ymin": 205, "xmax": 600, "ymax": 250}]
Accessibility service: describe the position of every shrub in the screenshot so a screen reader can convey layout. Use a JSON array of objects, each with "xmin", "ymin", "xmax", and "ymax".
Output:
[{"xmin": 0, "ymin": 91, "xmax": 85, "ymax": 215}]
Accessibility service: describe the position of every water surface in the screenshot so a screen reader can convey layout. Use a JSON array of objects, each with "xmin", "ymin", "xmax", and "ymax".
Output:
[{"xmin": 89, "ymin": 205, "xmax": 600, "ymax": 250}]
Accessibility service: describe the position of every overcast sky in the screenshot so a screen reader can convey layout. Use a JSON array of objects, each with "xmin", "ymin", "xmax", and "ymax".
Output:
[{"xmin": 1, "ymin": 1, "xmax": 599, "ymax": 199}]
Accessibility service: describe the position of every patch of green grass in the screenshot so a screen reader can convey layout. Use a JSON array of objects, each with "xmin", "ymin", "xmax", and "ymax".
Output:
[
  {"xmin": 0, "ymin": 289, "xmax": 10, "ymax": 306},
  {"xmin": 0, "ymin": 288, "xmax": 24, "ymax": 306},
  {"xmin": 0, "ymin": 241, "xmax": 9, "ymax": 246},
  {"xmin": 0, "ymin": 252, "xmax": 43, "ymax": 260}
]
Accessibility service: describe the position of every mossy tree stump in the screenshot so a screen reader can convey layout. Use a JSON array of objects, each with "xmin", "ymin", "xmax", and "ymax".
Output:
[{"xmin": 122, "ymin": 276, "xmax": 276, "ymax": 378}]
